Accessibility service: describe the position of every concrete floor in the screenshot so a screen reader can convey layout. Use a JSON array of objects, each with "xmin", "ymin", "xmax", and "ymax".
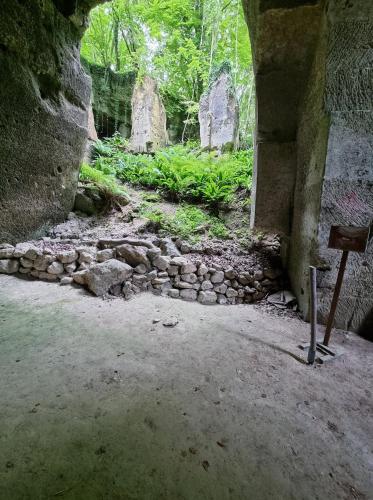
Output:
[{"xmin": 0, "ymin": 275, "xmax": 372, "ymax": 500}]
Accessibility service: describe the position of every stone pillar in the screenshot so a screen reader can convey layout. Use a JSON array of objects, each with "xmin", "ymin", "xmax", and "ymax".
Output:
[
  {"xmin": 244, "ymin": 1, "xmax": 322, "ymax": 235},
  {"xmin": 244, "ymin": 0, "xmax": 373, "ymax": 331},
  {"xmin": 129, "ymin": 76, "xmax": 168, "ymax": 153},
  {"xmin": 199, "ymin": 70, "xmax": 239, "ymax": 152}
]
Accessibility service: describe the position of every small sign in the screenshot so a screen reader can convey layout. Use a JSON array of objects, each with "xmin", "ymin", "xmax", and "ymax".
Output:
[{"xmin": 328, "ymin": 225, "xmax": 371, "ymax": 253}]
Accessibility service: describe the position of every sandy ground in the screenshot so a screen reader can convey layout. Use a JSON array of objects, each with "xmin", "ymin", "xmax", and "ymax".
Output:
[{"xmin": 0, "ymin": 275, "xmax": 372, "ymax": 500}]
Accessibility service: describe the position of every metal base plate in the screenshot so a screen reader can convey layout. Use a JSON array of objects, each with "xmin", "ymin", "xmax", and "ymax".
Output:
[{"xmin": 298, "ymin": 341, "xmax": 344, "ymax": 364}]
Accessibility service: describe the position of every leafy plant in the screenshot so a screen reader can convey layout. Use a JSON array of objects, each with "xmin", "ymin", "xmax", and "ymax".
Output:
[
  {"xmin": 79, "ymin": 163, "xmax": 130, "ymax": 209},
  {"xmin": 91, "ymin": 139, "xmax": 253, "ymax": 208}
]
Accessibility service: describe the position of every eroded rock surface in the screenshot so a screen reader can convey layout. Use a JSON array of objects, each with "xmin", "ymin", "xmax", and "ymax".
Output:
[
  {"xmin": 129, "ymin": 76, "xmax": 168, "ymax": 153},
  {"xmin": 199, "ymin": 70, "xmax": 239, "ymax": 152}
]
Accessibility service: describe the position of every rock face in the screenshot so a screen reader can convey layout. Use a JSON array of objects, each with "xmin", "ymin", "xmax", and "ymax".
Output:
[
  {"xmin": 0, "ymin": 0, "xmax": 100, "ymax": 244},
  {"xmin": 129, "ymin": 76, "xmax": 168, "ymax": 153},
  {"xmin": 82, "ymin": 60, "xmax": 136, "ymax": 138},
  {"xmin": 199, "ymin": 70, "xmax": 239, "ymax": 152},
  {"xmin": 243, "ymin": 0, "xmax": 373, "ymax": 331}
]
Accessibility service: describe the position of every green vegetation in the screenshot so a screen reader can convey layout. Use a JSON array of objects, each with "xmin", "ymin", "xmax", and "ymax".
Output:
[
  {"xmin": 79, "ymin": 163, "xmax": 130, "ymax": 208},
  {"xmin": 139, "ymin": 203, "xmax": 229, "ymax": 242},
  {"xmin": 91, "ymin": 136, "xmax": 253, "ymax": 208},
  {"xmin": 81, "ymin": 0, "xmax": 254, "ymax": 144}
]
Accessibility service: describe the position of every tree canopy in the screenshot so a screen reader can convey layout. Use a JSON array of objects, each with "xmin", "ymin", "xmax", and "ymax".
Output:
[{"xmin": 81, "ymin": 0, "xmax": 254, "ymax": 144}]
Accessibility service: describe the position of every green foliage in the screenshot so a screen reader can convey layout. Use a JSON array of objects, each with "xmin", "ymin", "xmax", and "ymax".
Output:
[
  {"xmin": 81, "ymin": 0, "xmax": 255, "ymax": 143},
  {"xmin": 90, "ymin": 140, "xmax": 253, "ymax": 208},
  {"xmin": 139, "ymin": 203, "xmax": 229, "ymax": 242},
  {"xmin": 79, "ymin": 163, "xmax": 130, "ymax": 207}
]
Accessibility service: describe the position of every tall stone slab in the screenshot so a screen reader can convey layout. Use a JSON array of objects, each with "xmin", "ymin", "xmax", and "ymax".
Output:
[
  {"xmin": 129, "ymin": 76, "xmax": 168, "ymax": 153},
  {"xmin": 199, "ymin": 71, "xmax": 239, "ymax": 152}
]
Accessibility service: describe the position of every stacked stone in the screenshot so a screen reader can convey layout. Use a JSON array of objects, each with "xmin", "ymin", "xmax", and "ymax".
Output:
[{"xmin": 0, "ymin": 238, "xmax": 283, "ymax": 305}]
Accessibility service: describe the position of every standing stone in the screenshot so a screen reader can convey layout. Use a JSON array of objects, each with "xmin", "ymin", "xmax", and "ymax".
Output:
[
  {"xmin": 199, "ymin": 69, "xmax": 239, "ymax": 152},
  {"xmin": 129, "ymin": 76, "xmax": 168, "ymax": 153}
]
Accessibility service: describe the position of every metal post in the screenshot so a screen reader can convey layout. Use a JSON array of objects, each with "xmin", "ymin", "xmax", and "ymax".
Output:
[
  {"xmin": 323, "ymin": 250, "xmax": 349, "ymax": 346},
  {"xmin": 308, "ymin": 266, "xmax": 317, "ymax": 364}
]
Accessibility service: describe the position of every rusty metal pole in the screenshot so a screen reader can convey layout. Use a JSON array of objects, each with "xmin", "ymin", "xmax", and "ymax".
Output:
[
  {"xmin": 323, "ymin": 250, "xmax": 349, "ymax": 346},
  {"xmin": 308, "ymin": 266, "xmax": 317, "ymax": 364}
]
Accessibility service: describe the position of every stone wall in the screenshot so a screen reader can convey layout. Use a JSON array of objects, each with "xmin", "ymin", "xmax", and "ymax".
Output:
[
  {"xmin": 0, "ymin": 0, "xmax": 103, "ymax": 244},
  {"xmin": 0, "ymin": 237, "xmax": 283, "ymax": 305},
  {"xmin": 244, "ymin": 0, "xmax": 373, "ymax": 331}
]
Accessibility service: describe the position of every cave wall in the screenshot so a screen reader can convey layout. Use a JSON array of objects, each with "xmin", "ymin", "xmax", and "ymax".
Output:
[
  {"xmin": 244, "ymin": 0, "xmax": 373, "ymax": 331},
  {"xmin": 0, "ymin": 0, "xmax": 102, "ymax": 244}
]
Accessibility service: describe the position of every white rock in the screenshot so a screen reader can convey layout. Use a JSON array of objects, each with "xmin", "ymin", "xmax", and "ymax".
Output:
[
  {"xmin": 180, "ymin": 289, "xmax": 197, "ymax": 301},
  {"xmin": 210, "ymin": 271, "xmax": 224, "ymax": 284},
  {"xmin": 47, "ymin": 261, "xmax": 64, "ymax": 275},
  {"xmin": 201, "ymin": 280, "xmax": 213, "ymax": 291},
  {"xmin": 226, "ymin": 287, "xmax": 238, "ymax": 298},
  {"xmin": 0, "ymin": 259, "xmax": 19, "ymax": 274},
  {"xmin": 167, "ymin": 289, "xmax": 180, "ymax": 298},
  {"xmin": 217, "ymin": 294, "xmax": 227, "ymax": 305},
  {"xmin": 64, "ymin": 262, "xmax": 77, "ymax": 275},
  {"xmin": 85, "ymin": 259, "xmax": 133, "ymax": 296},
  {"xmin": 134, "ymin": 263, "xmax": 147, "ymax": 274},
  {"xmin": 153, "ymin": 255, "xmax": 170, "ymax": 271},
  {"xmin": 13, "ymin": 242, "xmax": 37, "ymax": 258},
  {"xmin": 214, "ymin": 283, "xmax": 227, "ymax": 294},
  {"xmin": 198, "ymin": 291, "xmax": 217, "ymax": 304},
  {"xmin": 181, "ymin": 263, "xmax": 197, "ymax": 274},
  {"xmin": 57, "ymin": 249, "xmax": 78, "ymax": 263},
  {"xmin": 181, "ymin": 273, "xmax": 197, "ymax": 284},
  {"xmin": 177, "ymin": 281, "xmax": 194, "ymax": 289},
  {"xmin": 197, "ymin": 264, "xmax": 208, "ymax": 276},
  {"xmin": 167, "ymin": 265, "xmax": 179, "ymax": 276},
  {"xmin": 78, "ymin": 249, "xmax": 97, "ymax": 264},
  {"xmin": 116, "ymin": 244, "xmax": 150, "ymax": 268},
  {"xmin": 170, "ymin": 257, "xmax": 188, "ymax": 267},
  {"xmin": 97, "ymin": 249, "xmax": 115, "ymax": 263}
]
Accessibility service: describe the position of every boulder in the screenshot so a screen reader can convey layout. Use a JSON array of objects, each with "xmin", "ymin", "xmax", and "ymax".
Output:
[
  {"xmin": 85, "ymin": 259, "xmax": 133, "ymax": 296},
  {"xmin": 47, "ymin": 261, "xmax": 64, "ymax": 275},
  {"xmin": 129, "ymin": 76, "xmax": 168, "ymax": 153},
  {"xmin": 180, "ymin": 289, "xmax": 197, "ymax": 301},
  {"xmin": 0, "ymin": 259, "xmax": 19, "ymax": 274},
  {"xmin": 199, "ymin": 69, "xmax": 239, "ymax": 152},
  {"xmin": 198, "ymin": 291, "xmax": 217, "ymax": 305},
  {"xmin": 116, "ymin": 244, "xmax": 150, "ymax": 268},
  {"xmin": 57, "ymin": 249, "xmax": 78, "ymax": 264}
]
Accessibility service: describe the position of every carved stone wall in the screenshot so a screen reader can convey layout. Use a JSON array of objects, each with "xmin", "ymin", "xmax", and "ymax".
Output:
[{"xmin": 244, "ymin": 0, "xmax": 373, "ymax": 331}]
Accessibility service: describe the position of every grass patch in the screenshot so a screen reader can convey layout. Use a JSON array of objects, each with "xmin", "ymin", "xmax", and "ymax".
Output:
[
  {"xmin": 139, "ymin": 203, "xmax": 230, "ymax": 242},
  {"xmin": 91, "ymin": 136, "xmax": 253, "ymax": 208}
]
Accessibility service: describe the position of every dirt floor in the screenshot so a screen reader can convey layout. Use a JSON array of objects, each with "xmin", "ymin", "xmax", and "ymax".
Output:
[{"xmin": 0, "ymin": 275, "xmax": 372, "ymax": 500}]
